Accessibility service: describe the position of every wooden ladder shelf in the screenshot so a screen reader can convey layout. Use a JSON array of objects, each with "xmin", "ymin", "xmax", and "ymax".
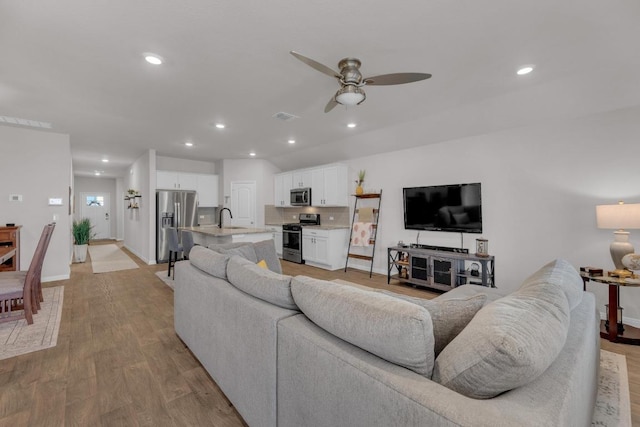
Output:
[{"xmin": 344, "ymin": 191, "xmax": 382, "ymax": 277}]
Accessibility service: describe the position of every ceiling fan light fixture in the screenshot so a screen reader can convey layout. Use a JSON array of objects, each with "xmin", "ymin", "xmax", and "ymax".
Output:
[{"xmin": 335, "ymin": 85, "xmax": 366, "ymax": 107}]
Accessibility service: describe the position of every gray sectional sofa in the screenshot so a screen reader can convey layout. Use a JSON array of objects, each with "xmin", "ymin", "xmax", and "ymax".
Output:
[{"xmin": 174, "ymin": 240, "xmax": 600, "ymax": 427}]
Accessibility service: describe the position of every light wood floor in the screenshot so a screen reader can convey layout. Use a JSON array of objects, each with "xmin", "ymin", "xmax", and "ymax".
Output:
[{"xmin": 1, "ymin": 246, "xmax": 639, "ymax": 425}]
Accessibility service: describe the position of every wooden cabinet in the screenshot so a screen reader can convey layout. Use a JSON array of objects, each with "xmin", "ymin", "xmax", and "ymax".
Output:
[
  {"xmin": 265, "ymin": 225, "xmax": 283, "ymax": 257},
  {"xmin": 0, "ymin": 226, "xmax": 20, "ymax": 271},
  {"xmin": 302, "ymin": 228, "xmax": 348, "ymax": 270},
  {"xmin": 274, "ymin": 172, "xmax": 293, "ymax": 207},
  {"xmin": 157, "ymin": 171, "xmax": 219, "ymax": 207},
  {"xmin": 311, "ymin": 164, "xmax": 348, "ymax": 207},
  {"xmin": 292, "ymin": 170, "xmax": 312, "ymax": 189}
]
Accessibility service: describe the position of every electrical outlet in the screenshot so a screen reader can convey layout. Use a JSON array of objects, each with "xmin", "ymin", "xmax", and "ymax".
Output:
[
  {"xmin": 329, "ymin": 216, "xmax": 334, "ymax": 220},
  {"xmin": 292, "ymin": 215, "xmax": 296, "ymax": 219},
  {"xmin": 199, "ymin": 215, "xmax": 205, "ymax": 219}
]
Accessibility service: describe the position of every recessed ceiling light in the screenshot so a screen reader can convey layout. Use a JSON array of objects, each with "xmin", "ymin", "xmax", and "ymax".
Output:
[
  {"xmin": 347, "ymin": 123, "xmax": 357, "ymax": 128},
  {"xmin": 144, "ymin": 53, "xmax": 163, "ymax": 65},
  {"xmin": 102, "ymin": 158, "xmax": 109, "ymax": 163},
  {"xmin": 288, "ymin": 139, "xmax": 296, "ymax": 144},
  {"xmin": 215, "ymin": 123, "xmax": 225, "ymax": 129},
  {"xmin": 517, "ymin": 65, "xmax": 534, "ymax": 75},
  {"xmin": 185, "ymin": 142, "xmax": 194, "ymax": 147},
  {"xmin": 95, "ymin": 172, "xmax": 101, "ymax": 176},
  {"xmin": 249, "ymin": 152, "xmax": 256, "ymax": 157}
]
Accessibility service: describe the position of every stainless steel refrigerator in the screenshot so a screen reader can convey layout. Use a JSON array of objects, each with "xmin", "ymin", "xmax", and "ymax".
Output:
[{"xmin": 156, "ymin": 190, "xmax": 198, "ymax": 263}]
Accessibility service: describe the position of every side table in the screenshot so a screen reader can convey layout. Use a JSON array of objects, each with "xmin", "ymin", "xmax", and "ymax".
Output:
[{"xmin": 581, "ymin": 273, "xmax": 640, "ymax": 345}]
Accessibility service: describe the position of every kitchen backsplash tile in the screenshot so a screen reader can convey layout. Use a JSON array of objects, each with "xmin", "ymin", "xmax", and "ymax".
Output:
[{"xmin": 264, "ymin": 205, "xmax": 349, "ymax": 227}]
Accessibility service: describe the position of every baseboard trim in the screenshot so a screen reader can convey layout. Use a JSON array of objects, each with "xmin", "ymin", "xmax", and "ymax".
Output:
[{"xmin": 43, "ymin": 274, "xmax": 70, "ymax": 282}]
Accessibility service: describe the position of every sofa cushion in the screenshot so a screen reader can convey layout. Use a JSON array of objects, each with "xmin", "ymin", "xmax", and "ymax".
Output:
[
  {"xmin": 381, "ymin": 291, "xmax": 486, "ymax": 356},
  {"xmin": 218, "ymin": 245, "xmax": 258, "ymax": 263},
  {"xmin": 252, "ymin": 239, "xmax": 282, "ymax": 274},
  {"xmin": 188, "ymin": 245, "xmax": 231, "ymax": 279},
  {"xmin": 520, "ymin": 259, "xmax": 583, "ymax": 310},
  {"xmin": 226, "ymin": 256, "xmax": 297, "ymax": 310},
  {"xmin": 432, "ymin": 281, "xmax": 570, "ymax": 399},
  {"xmin": 291, "ymin": 276, "xmax": 435, "ymax": 377}
]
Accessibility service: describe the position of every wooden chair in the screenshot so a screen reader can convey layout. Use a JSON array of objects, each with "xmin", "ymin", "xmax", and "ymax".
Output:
[
  {"xmin": 0, "ymin": 223, "xmax": 55, "ymax": 312},
  {"xmin": 0, "ymin": 224, "xmax": 52, "ymax": 324}
]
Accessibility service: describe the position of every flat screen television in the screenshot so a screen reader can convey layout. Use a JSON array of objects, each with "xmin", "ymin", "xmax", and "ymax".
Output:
[{"xmin": 403, "ymin": 183, "xmax": 482, "ymax": 233}]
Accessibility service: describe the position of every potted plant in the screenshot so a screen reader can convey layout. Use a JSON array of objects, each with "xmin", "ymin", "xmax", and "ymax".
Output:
[
  {"xmin": 72, "ymin": 218, "xmax": 94, "ymax": 262},
  {"xmin": 355, "ymin": 169, "xmax": 366, "ymax": 195}
]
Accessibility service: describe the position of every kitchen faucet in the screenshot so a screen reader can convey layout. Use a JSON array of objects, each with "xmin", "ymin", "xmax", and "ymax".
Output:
[
  {"xmin": 416, "ymin": 231, "xmax": 420, "ymax": 246},
  {"xmin": 219, "ymin": 207, "xmax": 233, "ymax": 228}
]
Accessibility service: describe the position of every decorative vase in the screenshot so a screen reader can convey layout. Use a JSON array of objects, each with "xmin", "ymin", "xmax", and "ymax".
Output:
[
  {"xmin": 74, "ymin": 244, "xmax": 88, "ymax": 263},
  {"xmin": 356, "ymin": 184, "xmax": 364, "ymax": 195}
]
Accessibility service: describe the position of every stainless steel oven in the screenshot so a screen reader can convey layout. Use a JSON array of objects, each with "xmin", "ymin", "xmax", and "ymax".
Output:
[
  {"xmin": 282, "ymin": 213, "xmax": 320, "ymax": 264},
  {"xmin": 283, "ymin": 224, "xmax": 303, "ymax": 264},
  {"xmin": 290, "ymin": 187, "xmax": 311, "ymax": 206}
]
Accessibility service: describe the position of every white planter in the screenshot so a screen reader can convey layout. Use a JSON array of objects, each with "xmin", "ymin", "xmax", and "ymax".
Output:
[{"xmin": 74, "ymin": 244, "xmax": 88, "ymax": 263}]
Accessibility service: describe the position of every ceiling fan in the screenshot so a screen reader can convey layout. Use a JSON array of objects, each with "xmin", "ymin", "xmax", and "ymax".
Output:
[{"xmin": 290, "ymin": 51, "xmax": 432, "ymax": 113}]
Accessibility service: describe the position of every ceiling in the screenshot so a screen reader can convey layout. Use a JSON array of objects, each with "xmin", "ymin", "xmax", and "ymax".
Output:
[{"xmin": 1, "ymin": 1, "xmax": 639, "ymax": 178}]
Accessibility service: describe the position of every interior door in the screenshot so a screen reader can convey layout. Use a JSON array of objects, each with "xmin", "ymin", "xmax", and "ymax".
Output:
[
  {"xmin": 80, "ymin": 192, "xmax": 111, "ymax": 239},
  {"xmin": 230, "ymin": 181, "xmax": 256, "ymax": 227}
]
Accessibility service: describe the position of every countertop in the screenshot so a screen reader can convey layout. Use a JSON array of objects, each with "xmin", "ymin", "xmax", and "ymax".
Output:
[
  {"xmin": 264, "ymin": 223, "xmax": 350, "ymax": 230},
  {"xmin": 182, "ymin": 226, "xmax": 271, "ymax": 236}
]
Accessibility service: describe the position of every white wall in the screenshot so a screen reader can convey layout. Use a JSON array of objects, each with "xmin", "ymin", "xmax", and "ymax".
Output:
[
  {"xmin": 123, "ymin": 149, "xmax": 156, "ymax": 264},
  {"xmin": 0, "ymin": 125, "xmax": 72, "ymax": 281},
  {"xmin": 156, "ymin": 155, "xmax": 215, "ymax": 174},
  {"xmin": 74, "ymin": 176, "xmax": 118, "ymax": 239},
  {"xmin": 340, "ymin": 105, "xmax": 640, "ymax": 322},
  {"xmin": 222, "ymin": 159, "xmax": 279, "ymax": 228}
]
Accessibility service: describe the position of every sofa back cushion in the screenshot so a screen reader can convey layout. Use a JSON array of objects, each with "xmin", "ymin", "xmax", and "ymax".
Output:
[
  {"xmin": 189, "ymin": 245, "xmax": 231, "ymax": 279},
  {"xmin": 432, "ymin": 281, "xmax": 570, "ymax": 399},
  {"xmin": 226, "ymin": 256, "xmax": 297, "ymax": 310},
  {"xmin": 291, "ymin": 276, "xmax": 436, "ymax": 377},
  {"xmin": 520, "ymin": 259, "xmax": 583, "ymax": 310},
  {"xmin": 380, "ymin": 291, "xmax": 486, "ymax": 356},
  {"xmin": 218, "ymin": 245, "xmax": 258, "ymax": 263}
]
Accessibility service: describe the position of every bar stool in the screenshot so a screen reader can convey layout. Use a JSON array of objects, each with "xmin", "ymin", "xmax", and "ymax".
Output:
[
  {"xmin": 167, "ymin": 228, "xmax": 183, "ymax": 279},
  {"xmin": 181, "ymin": 230, "xmax": 195, "ymax": 260}
]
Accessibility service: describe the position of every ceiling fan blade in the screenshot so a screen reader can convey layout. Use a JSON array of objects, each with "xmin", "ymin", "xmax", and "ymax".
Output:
[
  {"xmin": 290, "ymin": 51, "xmax": 342, "ymax": 79},
  {"xmin": 324, "ymin": 97, "xmax": 339, "ymax": 113},
  {"xmin": 364, "ymin": 72, "xmax": 432, "ymax": 86}
]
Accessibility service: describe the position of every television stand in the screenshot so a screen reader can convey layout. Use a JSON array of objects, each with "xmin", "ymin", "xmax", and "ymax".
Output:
[{"xmin": 388, "ymin": 245, "xmax": 495, "ymax": 292}]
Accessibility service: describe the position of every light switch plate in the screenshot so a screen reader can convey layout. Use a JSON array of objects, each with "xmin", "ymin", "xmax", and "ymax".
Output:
[{"xmin": 49, "ymin": 198, "xmax": 63, "ymax": 206}]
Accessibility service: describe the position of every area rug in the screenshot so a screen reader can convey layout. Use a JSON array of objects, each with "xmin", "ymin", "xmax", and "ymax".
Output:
[
  {"xmin": 593, "ymin": 349, "xmax": 631, "ymax": 426},
  {"xmin": 0, "ymin": 286, "xmax": 64, "ymax": 361},
  {"xmin": 155, "ymin": 270, "xmax": 174, "ymax": 290},
  {"xmin": 88, "ymin": 244, "xmax": 139, "ymax": 273}
]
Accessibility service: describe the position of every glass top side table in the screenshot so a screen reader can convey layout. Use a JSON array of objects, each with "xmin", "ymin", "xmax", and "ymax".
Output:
[{"xmin": 581, "ymin": 273, "xmax": 640, "ymax": 345}]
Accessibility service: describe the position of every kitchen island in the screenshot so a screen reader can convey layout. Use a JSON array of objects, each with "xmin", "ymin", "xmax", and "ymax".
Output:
[{"xmin": 182, "ymin": 225, "xmax": 272, "ymax": 246}]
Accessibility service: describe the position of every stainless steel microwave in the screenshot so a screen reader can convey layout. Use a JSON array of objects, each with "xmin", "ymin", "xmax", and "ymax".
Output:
[{"xmin": 290, "ymin": 187, "xmax": 311, "ymax": 206}]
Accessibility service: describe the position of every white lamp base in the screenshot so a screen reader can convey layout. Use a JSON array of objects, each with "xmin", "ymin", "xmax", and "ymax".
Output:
[{"xmin": 611, "ymin": 230, "xmax": 635, "ymax": 270}]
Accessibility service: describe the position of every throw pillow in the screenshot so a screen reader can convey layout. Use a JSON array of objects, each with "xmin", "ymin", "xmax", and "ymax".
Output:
[
  {"xmin": 380, "ymin": 291, "xmax": 486, "ymax": 356},
  {"xmin": 226, "ymin": 256, "xmax": 297, "ymax": 310},
  {"xmin": 218, "ymin": 245, "xmax": 258, "ymax": 263},
  {"xmin": 256, "ymin": 259, "xmax": 268, "ymax": 269},
  {"xmin": 432, "ymin": 282, "xmax": 570, "ymax": 399},
  {"xmin": 252, "ymin": 239, "xmax": 282, "ymax": 274},
  {"xmin": 188, "ymin": 245, "xmax": 231, "ymax": 279},
  {"xmin": 292, "ymin": 276, "xmax": 436, "ymax": 377}
]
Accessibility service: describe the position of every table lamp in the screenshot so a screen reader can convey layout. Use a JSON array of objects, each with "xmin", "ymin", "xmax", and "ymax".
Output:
[{"xmin": 596, "ymin": 201, "xmax": 640, "ymax": 275}]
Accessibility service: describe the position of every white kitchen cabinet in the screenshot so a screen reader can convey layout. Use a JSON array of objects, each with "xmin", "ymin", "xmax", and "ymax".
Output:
[
  {"xmin": 197, "ymin": 174, "xmax": 219, "ymax": 207},
  {"xmin": 266, "ymin": 225, "xmax": 283, "ymax": 257},
  {"xmin": 292, "ymin": 170, "xmax": 312, "ymax": 189},
  {"xmin": 157, "ymin": 170, "xmax": 198, "ymax": 190},
  {"xmin": 302, "ymin": 228, "xmax": 348, "ymax": 270},
  {"xmin": 274, "ymin": 172, "xmax": 293, "ymax": 207},
  {"xmin": 311, "ymin": 164, "xmax": 348, "ymax": 207}
]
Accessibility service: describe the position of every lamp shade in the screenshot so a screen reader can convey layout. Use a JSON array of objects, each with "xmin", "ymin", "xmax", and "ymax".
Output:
[
  {"xmin": 596, "ymin": 203, "xmax": 640, "ymax": 230},
  {"xmin": 335, "ymin": 85, "xmax": 366, "ymax": 106}
]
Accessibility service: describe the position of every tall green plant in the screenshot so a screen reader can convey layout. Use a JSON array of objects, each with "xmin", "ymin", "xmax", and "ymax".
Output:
[{"xmin": 72, "ymin": 218, "xmax": 94, "ymax": 245}]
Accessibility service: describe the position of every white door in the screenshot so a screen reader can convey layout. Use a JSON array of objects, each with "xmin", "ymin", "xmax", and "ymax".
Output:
[
  {"xmin": 230, "ymin": 181, "xmax": 256, "ymax": 227},
  {"xmin": 80, "ymin": 192, "xmax": 111, "ymax": 239}
]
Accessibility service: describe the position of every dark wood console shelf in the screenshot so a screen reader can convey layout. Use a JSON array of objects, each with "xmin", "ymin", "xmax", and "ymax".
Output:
[
  {"xmin": 387, "ymin": 245, "xmax": 495, "ymax": 292},
  {"xmin": 0, "ymin": 225, "xmax": 21, "ymax": 271}
]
